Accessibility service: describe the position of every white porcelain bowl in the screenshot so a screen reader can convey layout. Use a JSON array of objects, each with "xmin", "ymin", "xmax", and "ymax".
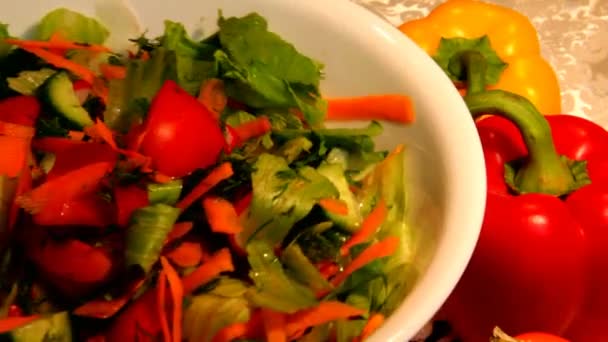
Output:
[{"xmin": 4, "ymin": 0, "xmax": 486, "ymax": 340}]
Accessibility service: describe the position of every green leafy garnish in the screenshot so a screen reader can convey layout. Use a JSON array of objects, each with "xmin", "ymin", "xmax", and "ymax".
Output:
[
  {"xmin": 216, "ymin": 13, "xmax": 326, "ymax": 125},
  {"xmin": 0, "ymin": 23, "xmax": 11, "ymax": 58},
  {"xmin": 433, "ymin": 35, "xmax": 507, "ymax": 86},
  {"xmin": 241, "ymin": 153, "xmax": 338, "ymax": 246}
]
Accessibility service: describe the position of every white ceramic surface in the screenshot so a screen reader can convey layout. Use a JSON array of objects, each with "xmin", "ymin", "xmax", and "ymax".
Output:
[{"xmin": 2, "ymin": 0, "xmax": 487, "ymax": 340}]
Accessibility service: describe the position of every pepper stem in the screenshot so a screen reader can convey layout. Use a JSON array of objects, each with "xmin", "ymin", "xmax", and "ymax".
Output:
[{"xmin": 449, "ymin": 50, "xmax": 581, "ymax": 196}]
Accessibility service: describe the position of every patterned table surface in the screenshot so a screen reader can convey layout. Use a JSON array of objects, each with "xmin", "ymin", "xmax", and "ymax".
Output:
[{"xmin": 355, "ymin": 0, "xmax": 608, "ymax": 126}]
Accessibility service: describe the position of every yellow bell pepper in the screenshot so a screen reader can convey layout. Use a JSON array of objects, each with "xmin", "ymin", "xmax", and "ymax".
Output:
[{"xmin": 399, "ymin": 0, "xmax": 561, "ymax": 114}]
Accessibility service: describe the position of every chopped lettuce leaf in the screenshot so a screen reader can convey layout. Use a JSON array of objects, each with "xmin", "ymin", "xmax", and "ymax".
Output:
[
  {"xmin": 36, "ymin": 8, "xmax": 109, "ymax": 44},
  {"xmin": 281, "ymin": 243, "xmax": 331, "ymax": 293},
  {"xmin": 103, "ymin": 47, "xmax": 176, "ymax": 132},
  {"xmin": 183, "ymin": 277, "xmax": 252, "ymax": 342},
  {"xmin": 241, "ymin": 153, "xmax": 338, "ymax": 246},
  {"xmin": 277, "ymin": 136, "xmax": 313, "ymax": 164},
  {"xmin": 317, "ymin": 162, "xmax": 362, "ymax": 231},
  {"xmin": 215, "ymin": 13, "xmax": 326, "ymax": 125},
  {"xmin": 7, "ymin": 68, "xmax": 55, "ymax": 95},
  {"xmin": 125, "ymin": 203, "xmax": 180, "ymax": 273},
  {"xmin": 161, "ymin": 21, "xmax": 218, "ymax": 96},
  {"xmin": 355, "ymin": 147, "xmax": 418, "ymax": 315},
  {"xmin": 0, "ymin": 23, "xmax": 11, "ymax": 58},
  {"xmin": 246, "ymin": 240, "xmax": 317, "ymax": 313},
  {"xmin": 161, "ymin": 20, "xmax": 217, "ymax": 60},
  {"xmin": 335, "ymin": 319, "xmax": 366, "ymax": 342},
  {"xmin": 147, "ymin": 179, "xmax": 183, "ymax": 206},
  {"xmin": 296, "ymin": 225, "xmax": 349, "ymax": 264}
]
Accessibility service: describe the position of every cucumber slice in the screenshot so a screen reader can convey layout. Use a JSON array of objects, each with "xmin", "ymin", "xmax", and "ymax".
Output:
[{"xmin": 39, "ymin": 72, "xmax": 94, "ymax": 128}]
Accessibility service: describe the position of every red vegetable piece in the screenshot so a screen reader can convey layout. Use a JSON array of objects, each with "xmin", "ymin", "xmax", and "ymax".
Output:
[
  {"xmin": 139, "ymin": 80, "xmax": 225, "ymax": 177},
  {"xmin": 113, "ymin": 185, "xmax": 149, "ymax": 227},
  {"xmin": 33, "ymin": 192, "xmax": 115, "ymax": 227},
  {"xmin": 0, "ymin": 95, "xmax": 41, "ymax": 126}
]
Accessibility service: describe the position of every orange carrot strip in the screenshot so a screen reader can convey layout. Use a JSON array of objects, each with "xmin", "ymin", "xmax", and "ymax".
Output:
[
  {"xmin": 100, "ymin": 64, "xmax": 127, "ymax": 80},
  {"xmin": 165, "ymin": 241, "xmax": 203, "ymax": 268},
  {"xmin": 85, "ymin": 118, "xmax": 118, "ymax": 149},
  {"xmin": 231, "ymin": 116, "xmax": 272, "ymax": 143},
  {"xmin": 318, "ymin": 198, "xmax": 349, "ymax": 216},
  {"xmin": 160, "ymin": 257, "xmax": 183, "ymax": 342},
  {"xmin": 331, "ymin": 236, "xmax": 399, "ymax": 288},
  {"xmin": 340, "ymin": 199, "xmax": 387, "ymax": 256},
  {"xmin": 203, "ymin": 196, "xmax": 243, "ymax": 234},
  {"xmin": 68, "ymin": 130, "xmax": 85, "ymax": 141},
  {"xmin": 4, "ymin": 37, "xmax": 111, "ymax": 52},
  {"xmin": 197, "ymin": 78, "xmax": 227, "ymax": 119},
  {"xmin": 261, "ymin": 309, "xmax": 287, "ymax": 342},
  {"xmin": 18, "ymin": 46, "xmax": 96, "ymax": 84},
  {"xmin": 0, "ymin": 315, "xmax": 41, "ymax": 333},
  {"xmin": 211, "ymin": 322, "xmax": 249, "ymax": 342},
  {"xmin": 181, "ymin": 248, "xmax": 234, "ymax": 295},
  {"xmin": 165, "ymin": 222, "xmax": 194, "ymax": 245},
  {"xmin": 176, "ymin": 162, "xmax": 233, "ymax": 210},
  {"xmin": 151, "ymin": 172, "xmax": 173, "ymax": 184},
  {"xmin": 326, "ymin": 95, "xmax": 415, "ymax": 124},
  {"xmin": 157, "ymin": 269, "xmax": 171, "ymax": 342},
  {"xmin": 285, "ymin": 301, "xmax": 365, "ymax": 338},
  {"xmin": 0, "ymin": 121, "xmax": 35, "ymax": 139},
  {"xmin": 356, "ymin": 313, "xmax": 385, "ymax": 342}
]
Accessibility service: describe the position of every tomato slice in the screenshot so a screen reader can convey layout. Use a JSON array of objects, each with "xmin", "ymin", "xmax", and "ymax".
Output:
[{"xmin": 139, "ymin": 80, "xmax": 225, "ymax": 178}]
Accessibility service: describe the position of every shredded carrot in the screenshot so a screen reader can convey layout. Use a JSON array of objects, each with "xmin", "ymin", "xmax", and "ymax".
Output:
[
  {"xmin": 176, "ymin": 162, "xmax": 234, "ymax": 210},
  {"xmin": 197, "ymin": 78, "xmax": 227, "ymax": 119},
  {"xmin": 331, "ymin": 236, "xmax": 399, "ymax": 288},
  {"xmin": 68, "ymin": 130, "xmax": 85, "ymax": 141},
  {"xmin": 4, "ymin": 37, "xmax": 111, "ymax": 52},
  {"xmin": 165, "ymin": 222, "xmax": 194, "ymax": 245},
  {"xmin": 151, "ymin": 172, "xmax": 173, "ymax": 184},
  {"xmin": 326, "ymin": 95, "xmax": 415, "ymax": 124},
  {"xmin": 18, "ymin": 46, "xmax": 96, "ymax": 84},
  {"xmin": 231, "ymin": 116, "xmax": 272, "ymax": 143},
  {"xmin": 203, "ymin": 196, "xmax": 243, "ymax": 234},
  {"xmin": 0, "ymin": 315, "xmax": 41, "ymax": 333},
  {"xmin": 157, "ymin": 269, "xmax": 171, "ymax": 342},
  {"xmin": 85, "ymin": 118, "xmax": 118, "ymax": 149},
  {"xmin": 0, "ymin": 121, "xmax": 35, "ymax": 139},
  {"xmin": 165, "ymin": 241, "xmax": 203, "ymax": 268},
  {"xmin": 261, "ymin": 309, "xmax": 287, "ymax": 342},
  {"xmin": 318, "ymin": 198, "xmax": 349, "ymax": 216},
  {"xmin": 160, "ymin": 257, "xmax": 183, "ymax": 342},
  {"xmin": 340, "ymin": 199, "xmax": 387, "ymax": 256},
  {"xmin": 285, "ymin": 301, "xmax": 365, "ymax": 339},
  {"xmin": 92, "ymin": 77, "xmax": 109, "ymax": 104},
  {"xmin": 181, "ymin": 248, "xmax": 234, "ymax": 295},
  {"xmin": 100, "ymin": 64, "xmax": 127, "ymax": 80},
  {"xmin": 211, "ymin": 322, "xmax": 249, "ymax": 342},
  {"xmin": 356, "ymin": 313, "xmax": 385, "ymax": 342}
]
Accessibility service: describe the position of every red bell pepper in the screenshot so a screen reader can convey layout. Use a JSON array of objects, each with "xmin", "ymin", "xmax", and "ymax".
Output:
[{"xmin": 436, "ymin": 50, "xmax": 608, "ymax": 341}]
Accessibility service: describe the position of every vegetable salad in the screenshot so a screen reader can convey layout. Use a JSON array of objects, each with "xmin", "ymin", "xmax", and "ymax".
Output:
[{"xmin": 0, "ymin": 7, "xmax": 417, "ymax": 342}]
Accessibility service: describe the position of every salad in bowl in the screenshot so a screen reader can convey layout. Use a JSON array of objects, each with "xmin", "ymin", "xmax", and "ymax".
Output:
[{"xmin": 0, "ymin": 0, "xmax": 485, "ymax": 341}]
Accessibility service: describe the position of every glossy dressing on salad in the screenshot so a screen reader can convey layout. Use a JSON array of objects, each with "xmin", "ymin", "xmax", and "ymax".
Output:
[{"xmin": 0, "ymin": 7, "xmax": 417, "ymax": 342}]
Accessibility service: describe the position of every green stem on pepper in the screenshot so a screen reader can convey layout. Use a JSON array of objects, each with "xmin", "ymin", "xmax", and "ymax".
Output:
[{"xmin": 450, "ymin": 50, "xmax": 584, "ymax": 196}]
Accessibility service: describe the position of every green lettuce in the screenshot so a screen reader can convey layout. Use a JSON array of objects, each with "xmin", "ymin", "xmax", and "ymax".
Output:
[
  {"xmin": 240, "ymin": 153, "xmax": 338, "ymax": 246},
  {"xmin": 216, "ymin": 13, "xmax": 326, "ymax": 125},
  {"xmin": 246, "ymin": 240, "xmax": 317, "ymax": 313},
  {"xmin": 36, "ymin": 8, "xmax": 109, "ymax": 44},
  {"xmin": 7, "ymin": 68, "xmax": 55, "ymax": 95},
  {"xmin": 0, "ymin": 23, "xmax": 11, "ymax": 58}
]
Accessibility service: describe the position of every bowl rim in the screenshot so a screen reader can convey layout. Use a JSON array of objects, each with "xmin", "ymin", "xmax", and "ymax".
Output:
[{"xmin": 2, "ymin": 0, "xmax": 487, "ymax": 340}]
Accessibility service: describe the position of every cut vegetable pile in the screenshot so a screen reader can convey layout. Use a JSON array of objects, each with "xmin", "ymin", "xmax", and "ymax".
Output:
[{"xmin": 0, "ymin": 7, "xmax": 417, "ymax": 342}]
